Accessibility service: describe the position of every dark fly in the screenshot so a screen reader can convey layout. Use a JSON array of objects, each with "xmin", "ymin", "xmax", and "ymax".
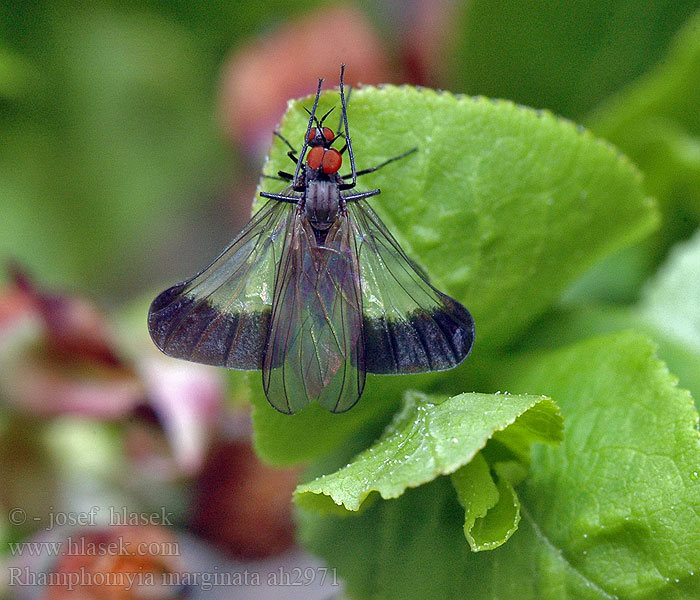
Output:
[{"xmin": 148, "ymin": 65, "xmax": 474, "ymax": 414}]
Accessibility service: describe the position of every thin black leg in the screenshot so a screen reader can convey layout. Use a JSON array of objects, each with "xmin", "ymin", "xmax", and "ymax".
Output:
[
  {"xmin": 343, "ymin": 189, "xmax": 381, "ymax": 202},
  {"xmin": 259, "ymin": 192, "xmax": 300, "ymax": 203},
  {"xmin": 274, "ymin": 131, "xmax": 297, "ymax": 154},
  {"xmin": 341, "ymin": 147, "xmax": 418, "ymax": 180},
  {"xmin": 337, "ymin": 85, "xmax": 352, "ymax": 134},
  {"xmin": 337, "ymin": 65, "xmax": 357, "ymax": 190}
]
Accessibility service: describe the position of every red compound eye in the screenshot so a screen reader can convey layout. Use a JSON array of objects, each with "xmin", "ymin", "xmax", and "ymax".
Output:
[
  {"xmin": 306, "ymin": 147, "xmax": 342, "ymax": 173},
  {"xmin": 321, "ymin": 148, "xmax": 342, "ymax": 174},
  {"xmin": 306, "ymin": 146, "xmax": 324, "ymax": 170},
  {"xmin": 307, "ymin": 126, "xmax": 335, "ymax": 144}
]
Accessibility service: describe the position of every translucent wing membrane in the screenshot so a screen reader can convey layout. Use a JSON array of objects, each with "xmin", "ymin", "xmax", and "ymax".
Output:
[
  {"xmin": 149, "ymin": 65, "xmax": 473, "ymax": 415},
  {"xmin": 148, "ymin": 195, "xmax": 473, "ymax": 414},
  {"xmin": 348, "ymin": 200, "xmax": 474, "ymax": 374},
  {"xmin": 263, "ymin": 213, "xmax": 365, "ymax": 414},
  {"xmin": 148, "ymin": 200, "xmax": 295, "ymax": 368}
]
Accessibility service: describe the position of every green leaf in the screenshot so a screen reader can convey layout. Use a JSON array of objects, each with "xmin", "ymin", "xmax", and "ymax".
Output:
[
  {"xmin": 299, "ymin": 332, "xmax": 700, "ymax": 599},
  {"xmin": 589, "ymin": 8, "xmax": 700, "ymax": 221},
  {"xmin": 261, "ymin": 85, "xmax": 656, "ymax": 350},
  {"xmin": 521, "ymin": 228, "xmax": 700, "ymax": 405},
  {"xmin": 451, "ymin": 454, "xmax": 521, "ymax": 552},
  {"xmin": 562, "ymin": 243, "xmax": 653, "ymax": 304},
  {"xmin": 640, "ymin": 228, "xmax": 700, "ymax": 352},
  {"xmin": 300, "ymin": 477, "xmax": 612, "ymax": 600},
  {"xmin": 251, "ymin": 372, "xmax": 409, "ymax": 465},
  {"xmin": 254, "ymin": 85, "xmax": 654, "ymax": 465},
  {"xmin": 526, "ymin": 304, "xmax": 700, "ymax": 418},
  {"xmin": 294, "ymin": 391, "xmax": 560, "ymax": 513},
  {"xmin": 453, "ymin": 0, "xmax": 699, "ymax": 119},
  {"xmin": 0, "ymin": 46, "xmax": 37, "ymax": 100},
  {"xmin": 505, "ymin": 332, "xmax": 700, "ymax": 598},
  {"xmin": 574, "ymin": 11, "xmax": 700, "ymax": 302},
  {"xmin": 574, "ymin": 8, "xmax": 700, "ymax": 298}
]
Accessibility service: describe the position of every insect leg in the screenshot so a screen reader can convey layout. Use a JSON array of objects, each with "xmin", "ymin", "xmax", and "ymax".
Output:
[
  {"xmin": 341, "ymin": 147, "xmax": 418, "ymax": 180},
  {"xmin": 260, "ymin": 192, "xmax": 301, "ymax": 203},
  {"xmin": 274, "ymin": 131, "xmax": 301, "ymax": 165},
  {"xmin": 337, "ymin": 65, "xmax": 358, "ymax": 191},
  {"xmin": 343, "ymin": 189, "xmax": 380, "ymax": 202},
  {"xmin": 262, "ymin": 174, "xmax": 289, "ymax": 182},
  {"xmin": 336, "ymin": 85, "xmax": 352, "ymax": 133},
  {"xmin": 274, "ymin": 131, "xmax": 297, "ymax": 154}
]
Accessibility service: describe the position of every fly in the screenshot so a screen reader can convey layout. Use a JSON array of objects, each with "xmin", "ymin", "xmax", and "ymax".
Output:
[{"xmin": 148, "ymin": 65, "xmax": 474, "ymax": 414}]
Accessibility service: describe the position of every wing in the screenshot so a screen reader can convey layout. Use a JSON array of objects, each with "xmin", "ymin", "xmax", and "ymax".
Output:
[
  {"xmin": 348, "ymin": 200, "xmax": 474, "ymax": 374},
  {"xmin": 148, "ymin": 199, "xmax": 295, "ymax": 369},
  {"xmin": 262, "ymin": 212, "xmax": 365, "ymax": 414}
]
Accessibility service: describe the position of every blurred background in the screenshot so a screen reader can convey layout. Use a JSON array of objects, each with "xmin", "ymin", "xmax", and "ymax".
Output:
[{"xmin": 1, "ymin": 1, "xmax": 699, "ymax": 598}]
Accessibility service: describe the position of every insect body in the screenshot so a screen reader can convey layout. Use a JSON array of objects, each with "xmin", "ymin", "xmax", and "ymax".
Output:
[{"xmin": 148, "ymin": 66, "xmax": 474, "ymax": 414}]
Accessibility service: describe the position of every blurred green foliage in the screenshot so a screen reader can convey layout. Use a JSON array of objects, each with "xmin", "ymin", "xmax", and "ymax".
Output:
[
  {"xmin": 0, "ymin": 0, "xmax": 321, "ymax": 296},
  {"xmin": 2, "ymin": 0, "xmax": 700, "ymax": 304},
  {"xmin": 455, "ymin": 0, "xmax": 700, "ymax": 120}
]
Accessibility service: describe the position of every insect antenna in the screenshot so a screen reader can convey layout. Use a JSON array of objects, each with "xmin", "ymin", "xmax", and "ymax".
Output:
[
  {"xmin": 293, "ymin": 78, "xmax": 324, "ymax": 188},
  {"xmin": 303, "ymin": 107, "xmax": 323, "ymax": 130},
  {"xmin": 318, "ymin": 106, "xmax": 335, "ymax": 127}
]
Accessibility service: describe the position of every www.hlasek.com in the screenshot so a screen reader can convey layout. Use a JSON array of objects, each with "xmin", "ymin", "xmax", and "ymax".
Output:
[
  {"xmin": 8, "ymin": 535, "xmax": 180, "ymax": 558},
  {"xmin": 7, "ymin": 566, "xmax": 340, "ymax": 591}
]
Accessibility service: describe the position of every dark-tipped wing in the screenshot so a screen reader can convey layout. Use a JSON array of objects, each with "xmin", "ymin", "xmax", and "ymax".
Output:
[
  {"xmin": 348, "ymin": 200, "xmax": 474, "ymax": 374},
  {"xmin": 148, "ymin": 200, "xmax": 295, "ymax": 369},
  {"xmin": 262, "ymin": 213, "xmax": 365, "ymax": 414}
]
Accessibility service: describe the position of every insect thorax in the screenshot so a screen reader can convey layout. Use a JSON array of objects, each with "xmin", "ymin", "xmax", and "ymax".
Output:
[{"xmin": 304, "ymin": 176, "xmax": 343, "ymax": 231}]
